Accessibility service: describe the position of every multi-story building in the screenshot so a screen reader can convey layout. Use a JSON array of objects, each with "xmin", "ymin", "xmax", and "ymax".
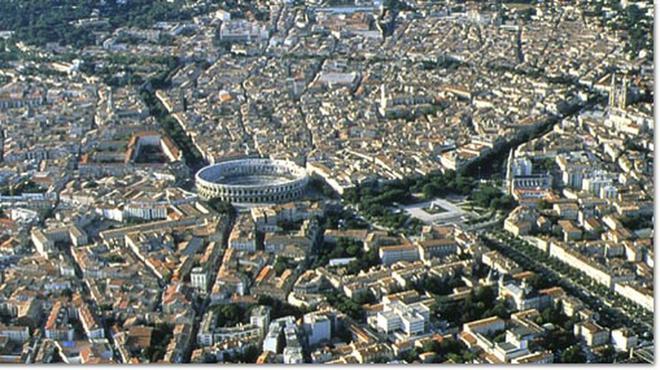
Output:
[
  {"xmin": 304, "ymin": 312, "xmax": 331, "ymax": 347},
  {"xmin": 416, "ymin": 238, "xmax": 458, "ymax": 262},
  {"xmin": 79, "ymin": 304, "xmax": 104, "ymax": 339},
  {"xmin": 611, "ymin": 328, "xmax": 638, "ymax": 352},
  {"xmin": 379, "ymin": 244, "xmax": 419, "ymax": 266},
  {"xmin": 249, "ymin": 305, "xmax": 271, "ymax": 337},
  {"xmin": 574, "ymin": 321, "xmax": 610, "ymax": 347},
  {"xmin": 190, "ymin": 267, "xmax": 209, "ymax": 293},
  {"xmin": 370, "ymin": 299, "xmax": 430, "ymax": 337},
  {"xmin": 44, "ymin": 302, "xmax": 75, "ymax": 341}
]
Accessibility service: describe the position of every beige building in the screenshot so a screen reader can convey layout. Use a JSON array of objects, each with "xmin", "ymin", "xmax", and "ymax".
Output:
[{"xmin": 574, "ymin": 321, "xmax": 610, "ymax": 347}]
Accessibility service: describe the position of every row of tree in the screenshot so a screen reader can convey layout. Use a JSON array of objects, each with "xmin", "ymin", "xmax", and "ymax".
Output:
[{"xmin": 140, "ymin": 68, "xmax": 207, "ymax": 170}]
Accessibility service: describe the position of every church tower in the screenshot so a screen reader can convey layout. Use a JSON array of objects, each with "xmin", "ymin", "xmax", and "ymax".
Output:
[
  {"xmin": 609, "ymin": 73, "xmax": 630, "ymax": 110},
  {"xmin": 619, "ymin": 74, "xmax": 629, "ymax": 109},
  {"xmin": 608, "ymin": 73, "xmax": 617, "ymax": 108}
]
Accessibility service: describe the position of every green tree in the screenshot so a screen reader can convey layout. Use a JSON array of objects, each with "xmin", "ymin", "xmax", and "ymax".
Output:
[
  {"xmin": 422, "ymin": 340, "xmax": 442, "ymax": 354},
  {"xmin": 560, "ymin": 345, "xmax": 586, "ymax": 363},
  {"xmin": 353, "ymin": 290, "xmax": 376, "ymax": 305},
  {"xmin": 208, "ymin": 198, "xmax": 237, "ymax": 217},
  {"xmin": 401, "ymin": 349, "xmax": 419, "ymax": 363},
  {"xmin": 423, "ymin": 183, "xmax": 440, "ymax": 199},
  {"xmin": 212, "ymin": 304, "xmax": 243, "ymax": 327},
  {"xmin": 258, "ymin": 296, "xmax": 307, "ymax": 319},
  {"xmin": 107, "ymin": 254, "xmax": 125, "ymax": 263},
  {"xmin": 345, "ymin": 242, "xmax": 361, "ymax": 257},
  {"xmin": 324, "ymin": 291, "xmax": 365, "ymax": 321},
  {"xmin": 598, "ymin": 345, "xmax": 616, "ymax": 363},
  {"xmin": 274, "ymin": 257, "xmax": 288, "ymax": 276}
]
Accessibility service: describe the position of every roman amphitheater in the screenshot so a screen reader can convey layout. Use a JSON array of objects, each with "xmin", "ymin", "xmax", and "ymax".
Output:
[{"xmin": 195, "ymin": 158, "xmax": 309, "ymax": 203}]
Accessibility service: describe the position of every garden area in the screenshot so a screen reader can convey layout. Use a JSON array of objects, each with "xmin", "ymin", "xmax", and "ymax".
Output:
[
  {"xmin": 312, "ymin": 237, "xmax": 380, "ymax": 275},
  {"xmin": 342, "ymin": 170, "xmax": 515, "ymax": 232}
]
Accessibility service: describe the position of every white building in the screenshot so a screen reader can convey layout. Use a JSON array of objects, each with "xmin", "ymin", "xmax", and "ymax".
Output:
[
  {"xmin": 262, "ymin": 325, "xmax": 281, "ymax": 354},
  {"xmin": 379, "ymin": 245, "xmax": 419, "ymax": 266},
  {"xmin": 249, "ymin": 305, "xmax": 271, "ymax": 337},
  {"xmin": 0, "ymin": 325, "xmax": 30, "ymax": 343},
  {"xmin": 219, "ymin": 20, "xmax": 269, "ymax": 44},
  {"xmin": 574, "ymin": 321, "xmax": 610, "ymax": 347},
  {"xmin": 600, "ymin": 184, "xmax": 618, "ymax": 199},
  {"xmin": 283, "ymin": 346, "xmax": 304, "ymax": 364},
  {"xmin": 512, "ymin": 157, "xmax": 533, "ymax": 176},
  {"xmin": 611, "ymin": 328, "xmax": 638, "ymax": 352},
  {"xmin": 371, "ymin": 300, "xmax": 429, "ymax": 337},
  {"xmin": 400, "ymin": 311, "xmax": 425, "ymax": 336},
  {"xmin": 190, "ymin": 267, "xmax": 209, "ymax": 293},
  {"xmin": 214, "ymin": 9, "xmax": 231, "ymax": 21},
  {"xmin": 582, "ymin": 171, "xmax": 614, "ymax": 196},
  {"xmin": 263, "ymin": 316, "xmax": 296, "ymax": 353},
  {"xmin": 304, "ymin": 313, "xmax": 331, "ymax": 347},
  {"xmin": 613, "ymin": 282, "xmax": 653, "ymax": 312},
  {"xmin": 212, "ymin": 325, "xmax": 261, "ymax": 344},
  {"xmin": 376, "ymin": 311, "xmax": 401, "ymax": 334}
]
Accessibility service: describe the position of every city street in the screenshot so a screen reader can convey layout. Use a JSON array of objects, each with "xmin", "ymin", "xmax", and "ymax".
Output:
[{"xmin": 481, "ymin": 231, "xmax": 653, "ymax": 340}]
